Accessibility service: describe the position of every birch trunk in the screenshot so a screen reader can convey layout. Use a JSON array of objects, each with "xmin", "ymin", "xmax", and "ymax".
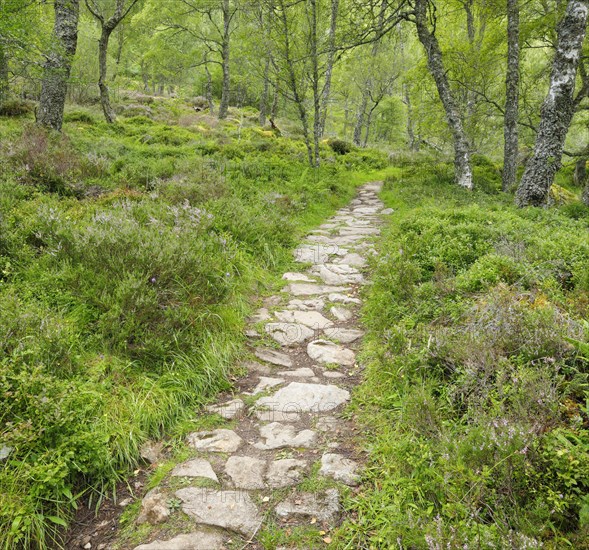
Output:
[
  {"xmin": 318, "ymin": 0, "xmax": 339, "ymax": 137},
  {"xmin": 259, "ymin": 56, "xmax": 270, "ymax": 126},
  {"xmin": 516, "ymin": 0, "xmax": 589, "ymax": 206},
  {"xmin": 98, "ymin": 26, "xmax": 116, "ymax": 123},
  {"xmin": 502, "ymin": 0, "xmax": 520, "ymax": 191},
  {"xmin": 38, "ymin": 0, "xmax": 80, "ymax": 131},
  {"xmin": 414, "ymin": 0, "xmax": 473, "ymax": 189}
]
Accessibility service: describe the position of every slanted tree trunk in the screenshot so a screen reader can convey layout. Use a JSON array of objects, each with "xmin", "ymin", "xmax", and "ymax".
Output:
[
  {"xmin": 218, "ymin": 0, "xmax": 231, "ymax": 119},
  {"xmin": 516, "ymin": 0, "xmax": 589, "ymax": 206},
  {"xmin": 318, "ymin": 0, "xmax": 339, "ymax": 137},
  {"xmin": 583, "ymin": 178, "xmax": 589, "ymax": 205},
  {"xmin": 270, "ymin": 80, "xmax": 279, "ymax": 120},
  {"xmin": 38, "ymin": 0, "xmax": 80, "ymax": 131},
  {"xmin": 413, "ymin": 0, "xmax": 473, "ymax": 189},
  {"xmin": 112, "ymin": 25, "xmax": 125, "ymax": 82},
  {"xmin": 0, "ymin": 44, "xmax": 8, "ymax": 103},
  {"xmin": 503, "ymin": 0, "xmax": 520, "ymax": 191},
  {"xmin": 309, "ymin": 0, "xmax": 321, "ymax": 166}
]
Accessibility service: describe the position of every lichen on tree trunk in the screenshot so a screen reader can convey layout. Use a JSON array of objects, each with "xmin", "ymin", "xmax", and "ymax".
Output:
[
  {"xmin": 414, "ymin": 0, "xmax": 473, "ymax": 189},
  {"xmin": 37, "ymin": 0, "xmax": 80, "ymax": 131},
  {"xmin": 516, "ymin": 0, "xmax": 589, "ymax": 207}
]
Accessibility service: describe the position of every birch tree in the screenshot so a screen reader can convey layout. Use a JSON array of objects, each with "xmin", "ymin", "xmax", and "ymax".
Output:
[{"xmin": 516, "ymin": 0, "xmax": 589, "ymax": 206}]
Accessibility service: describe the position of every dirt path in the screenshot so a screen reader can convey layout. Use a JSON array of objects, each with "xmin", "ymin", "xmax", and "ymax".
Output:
[{"xmin": 126, "ymin": 181, "xmax": 388, "ymax": 549}]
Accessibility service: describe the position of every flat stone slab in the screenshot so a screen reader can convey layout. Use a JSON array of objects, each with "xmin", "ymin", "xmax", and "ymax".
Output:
[
  {"xmin": 207, "ymin": 398, "xmax": 245, "ymax": 419},
  {"xmin": 253, "ymin": 422, "xmax": 317, "ymax": 450},
  {"xmin": 294, "ymin": 245, "xmax": 347, "ymax": 264},
  {"xmin": 171, "ymin": 458, "xmax": 218, "ymax": 482},
  {"xmin": 330, "ymin": 306, "xmax": 353, "ymax": 321},
  {"xmin": 275, "ymin": 310, "xmax": 334, "ymax": 329},
  {"xmin": 324, "ymin": 327, "xmax": 364, "ymax": 343},
  {"xmin": 254, "ymin": 409, "xmax": 301, "ymax": 422},
  {"xmin": 286, "ymin": 298, "xmax": 325, "ymax": 311},
  {"xmin": 176, "ymin": 487, "xmax": 262, "ymax": 537},
  {"xmin": 328, "ymin": 293, "xmax": 362, "ymax": 305},
  {"xmin": 320, "ymin": 453, "xmax": 360, "ymax": 486},
  {"xmin": 265, "ymin": 322, "xmax": 315, "ymax": 346},
  {"xmin": 137, "ymin": 488, "xmax": 170, "ymax": 525},
  {"xmin": 307, "ymin": 340, "xmax": 356, "ymax": 366},
  {"xmin": 313, "ymin": 265, "xmax": 364, "ymax": 285},
  {"xmin": 256, "ymin": 382, "xmax": 349, "ymax": 413},
  {"xmin": 282, "ymin": 272, "xmax": 315, "ymax": 282},
  {"xmin": 339, "ymin": 227, "xmax": 380, "ymax": 235},
  {"xmin": 333, "ymin": 252, "xmax": 366, "ymax": 267},
  {"xmin": 249, "ymin": 307, "xmax": 271, "ymax": 323},
  {"xmin": 275, "ymin": 489, "xmax": 340, "ymax": 524},
  {"xmin": 187, "ymin": 429, "xmax": 242, "ymax": 453},
  {"xmin": 225, "ymin": 456, "xmax": 266, "ymax": 489},
  {"xmin": 252, "ymin": 376, "xmax": 285, "ymax": 395},
  {"xmin": 277, "ymin": 367, "xmax": 315, "ymax": 378},
  {"xmin": 285, "ymin": 283, "xmax": 351, "ymax": 296},
  {"xmin": 134, "ymin": 531, "xmax": 224, "ymax": 550},
  {"xmin": 254, "ymin": 348, "xmax": 293, "ymax": 368},
  {"xmin": 266, "ymin": 459, "xmax": 307, "ymax": 488}
]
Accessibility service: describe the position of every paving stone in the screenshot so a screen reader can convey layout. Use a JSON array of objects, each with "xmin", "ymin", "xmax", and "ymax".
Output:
[
  {"xmin": 256, "ymin": 382, "xmax": 349, "ymax": 413},
  {"xmin": 381, "ymin": 208, "xmax": 394, "ymax": 215},
  {"xmin": 264, "ymin": 295, "xmax": 283, "ymax": 307},
  {"xmin": 249, "ymin": 307, "xmax": 271, "ymax": 323},
  {"xmin": 186, "ymin": 429, "xmax": 242, "ymax": 453},
  {"xmin": 266, "ymin": 459, "xmax": 307, "ymax": 488},
  {"xmin": 137, "ymin": 488, "xmax": 170, "ymax": 525},
  {"xmin": 307, "ymin": 340, "xmax": 356, "ymax": 366},
  {"xmin": 313, "ymin": 265, "xmax": 364, "ymax": 285},
  {"xmin": 327, "ymin": 293, "xmax": 362, "ymax": 305},
  {"xmin": 275, "ymin": 310, "xmax": 334, "ymax": 329},
  {"xmin": 254, "ymin": 409, "xmax": 301, "ymax": 422},
  {"xmin": 323, "ymin": 327, "xmax": 364, "ymax": 343},
  {"xmin": 140, "ymin": 441, "xmax": 164, "ymax": 464},
  {"xmin": 225, "ymin": 456, "xmax": 266, "ymax": 489},
  {"xmin": 286, "ymin": 298, "xmax": 325, "ymax": 311},
  {"xmin": 252, "ymin": 376, "xmax": 285, "ymax": 395},
  {"xmin": 265, "ymin": 322, "xmax": 315, "ymax": 346},
  {"xmin": 242, "ymin": 360, "xmax": 272, "ymax": 375},
  {"xmin": 276, "ymin": 367, "xmax": 315, "ymax": 378},
  {"xmin": 254, "ymin": 348, "xmax": 293, "ymax": 368},
  {"xmin": 171, "ymin": 458, "xmax": 218, "ymax": 482},
  {"xmin": 339, "ymin": 227, "xmax": 380, "ymax": 235},
  {"xmin": 176, "ymin": 487, "xmax": 262, "ymax": 537},
  {"xmin": 316, "ymin": 416, "xmax": 339, "ymax": 432},
  {"xmin": 322, "ymin": 371, "xmax": 345, "ymax": 379},
  {"xmin": 245, "ymin": 329, "xmax": 260, "ymax": 338},
  {"xmin": 284, "ymin": 283, "xmax": 351, "ymax": 296},
  {"xmin": 330, "ymin": 306, "xmax": 354, "ymax": 321},
  {"xmin": 253, "ymin": 422, "xmax": 317, "ymax": 450},
  {"xmin": 331, "ymin": 253, "xmax": 367, "ymax": 267},
  {"xmin": 133, "ymin": 531, "xmax": 225, "ymax": 550},
  {"xmin": 207, "ymin": 398, "xmax": 245, "ymax": 419},
  {"xmin": 282, "ymin": 272, "xmax": 315, "ymax": 282},
  {"xmin": 293, "ymin": 245, "xmax": 347, "ymax": 264},
  {"xmin": 320, "ymin": 453, "xmax": 360, "ymax": 486},
  {"xmin": 275, "ymin": 489, "xmax": 340, "ymax": 524}
]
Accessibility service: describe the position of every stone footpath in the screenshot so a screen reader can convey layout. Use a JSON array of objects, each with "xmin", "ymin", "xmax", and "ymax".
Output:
[{"xmin": 132, "ymin": 182, "xmax": 389, "ymax": 550}]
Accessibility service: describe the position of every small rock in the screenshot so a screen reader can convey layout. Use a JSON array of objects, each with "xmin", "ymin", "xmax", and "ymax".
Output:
[
  {"xmin": 323, "ymin": 327, "xmax": 364, "ymax": 343},
  {"xmin": 256, "ymin": 382, "xmax": 350, "ymax": 413},
  {"xmin": 84, "ymin": 543, "xmax": 92, "ymax": 550},
  {"xmin": 136, "ymin": 488, "xmax": 170, "ymax": 525},
  {"xmin": 327, "ymin": 293, "xmax": 362, "ymax": 305},
  {"xmin": 133, "ymin": 530, "xmax": 224, "ymax": 550},
  {"xmin": 322, "ymin": 371, "xmax": 345, "ymax": 379},
  {"xmin": 275, "ymin": 489, "xmax": 340, "ymax": 524},
  {"xmin": 265, "ymin": 322, "xmax": 315, "ymax": 346},
  {"xmin": 320, "ymin": 453, "xmax": 360, "ymax": 486},
  {"xmin": 139, "ymin": 440, "xmax": 164, "ymax": 464},
  {"xmin": 316, "ymin": 416, "xmax": 339, "ymax": 432},
  {"xmin": 307, "ymin": 340, "xmax": 355, "ymax": 366},
  {"xmin": 118, "ymin": 497, "xmax": 133, "ymax": 507},
  {"xmin": 266, "ymin": 459, "xmax": 307, "ymax": 488},
  {"xmin": 282, "ymin": 272, "xmax": 315, "ymax": 282},
  {"xmin": 286, "ymin": 298, "xmax": 325, "ymax": 311},
  {"xmin": 186, "ymin": 429, "xmax": 242, "ymax": 453},
  {"xmin": 275, "ymin": 310, "xmax": 334, "ymax": 329},
  {"xmin": 207, "ymin": 398, "xmax": 245, "ymax": 420},
  {"xmin": 253, "ymin": 422, "xmax": 316, "ymax": 450},
  {"xmin": 252, "ymin": 376, "xmax": 285, "ymax": 395},
  {"xmin": 176, "ymin": 487, "xmax": 262, "ymax": 537},
  {"xmin": 171, "ymin": 458, "xmax": 218, "ymax": 481},
  {"xmin": 0, "ymin": 445, "xmax": 12, "ymax": 461},
  {"xmin": 225, "ymin": 456, "xmax": 266, "ymax": 489},
  {"xmin": 276, "ymin": 367, "xmax": 315, "ymax": 378},
  {"xmin": 254, "ymin": 348, "xmax": 293, "ymax": 368},
  {"xmin": 249, "ymin": 307, "xmax": 272, "ymax": 323},
  {"xmin": 313, "ymin": 264, "xmax": 364, "ymax": 285},
  {"xmin": 245, "ymin": 329, "xmax": 260, "ymax": 338},
  {"xmin": 285, "ymin": 283, "xmax": 351, "ymax": 296},
  {"xmin": 330, "ymin": 306, "xmax": 353, "ymax": 322},
  {"xmin": 381, "ymin": 208, "xmax": 394, "ymax": 215}
]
